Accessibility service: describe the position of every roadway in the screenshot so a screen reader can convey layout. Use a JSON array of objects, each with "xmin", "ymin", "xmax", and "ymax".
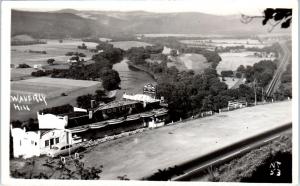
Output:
[
  {"xmin": 266, "ymin": 41, "xmax": 291, "ymax": 97},
  {"xmin": 79, "ymin": 101, "xmax": 292, "ymax": 180},
  {"xmin": 172, "ymin": 127, "xmax": 291, "ymax": 181}
]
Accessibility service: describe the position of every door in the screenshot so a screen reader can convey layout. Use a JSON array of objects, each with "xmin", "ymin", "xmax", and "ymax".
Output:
[{"xmin": 50, "ymin": 138, "xmax": 54, "ymax": 148}]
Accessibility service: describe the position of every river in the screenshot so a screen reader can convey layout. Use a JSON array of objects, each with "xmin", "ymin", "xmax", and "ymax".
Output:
[{"xmin": 113, "ymin": 58, "xmax": 156, "ymax": 99}]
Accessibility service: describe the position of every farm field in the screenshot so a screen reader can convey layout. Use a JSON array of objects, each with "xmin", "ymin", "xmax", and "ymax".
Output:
[
  {"xmin": 216, "ymin": 52, "xmax": 275, "ymax": 74},
  {"xmin": 180, "ymin": 39, "xmax": 269, "ymax": 48},
  {"xmin": 109, "ymin": 41, "xmax": 152, "ymax": 50},
  {"xmin": 220, "ymin": 77, "xmax": 245, "ymax": 89},
  {"xmin": 167, "ymin": 53, "xmax": 209, "ymax": 73},
  {"xmin": 10, "ymin": 77, "xmax": 101, "ymax": 121},
  {"xmin": 11, "ymin": 39, "xmax": 98, "ymax": 67},
  {"xmin": 11, "ymin": 77, "xmax": 100, "ymax": 98},
  {"xmin": 11, "ymin": 68, "xmax": 37, "ymax": 81}
]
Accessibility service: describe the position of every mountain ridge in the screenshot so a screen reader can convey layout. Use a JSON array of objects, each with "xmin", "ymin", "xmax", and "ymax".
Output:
[{"xmin": 11, "ymin": 9, "xmax": 290, "ymax": 39}]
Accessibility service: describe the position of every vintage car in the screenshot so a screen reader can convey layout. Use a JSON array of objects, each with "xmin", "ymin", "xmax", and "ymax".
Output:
[{"xmin": 47, "ymin": 144, "xmax": 84, "ymax": 158}]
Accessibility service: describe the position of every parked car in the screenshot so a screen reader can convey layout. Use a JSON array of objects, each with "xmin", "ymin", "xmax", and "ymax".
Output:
[{"xmin": 47, "ymin": 144, "xmax": 85, "ymax": 158}]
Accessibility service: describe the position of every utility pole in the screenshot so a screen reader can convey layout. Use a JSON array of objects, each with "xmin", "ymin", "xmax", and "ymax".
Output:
[
  {"xmin": 262, "ymin": 87, "xmax": 264, "ymax": 103},
  {"xmin": 254, "ymin": 79, "xmax": 257, "ymax": 106}
]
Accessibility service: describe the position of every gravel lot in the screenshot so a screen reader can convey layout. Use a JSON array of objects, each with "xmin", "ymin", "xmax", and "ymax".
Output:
[{"xmin": 79, "ymin": 101, "xmax": 292, "ymax": 180}]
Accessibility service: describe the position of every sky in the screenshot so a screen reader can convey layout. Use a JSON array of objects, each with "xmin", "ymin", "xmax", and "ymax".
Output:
[{"xmin": 10, "ymin": 0, "xmax": 297, "ymax": 16}]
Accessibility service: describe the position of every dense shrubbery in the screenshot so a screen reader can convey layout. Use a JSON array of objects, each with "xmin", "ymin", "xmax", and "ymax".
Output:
[
  {"xmin": 155, "ymin": 67, "xmax": 257, "ymax": 120},
  {"xmin": 126, "ymin": 45, "xmax": 253, "ymax": 120},
  {"xmin": 126, "ymin": 45, "xmax": 221, "ymax": 69},
  {"xmin": 77, "ymin": 43, "xmax": 87, "ymax": 49},
  {"xmin": 18, "ymin": 63, "xmax": 31, "ymax": 68},
  {"xmin": 31, "ymin": 70, "xmax": 52, "ymax": 77},
  {"xmin": 76, "ymin": 89, "xmax": 112, "ymax": 109},
  {"xmin": 65, "ymin": 52, "xmax": 86, "ymax": 57},
  {"xmin": 274, "ymin": 61, "xmax": 292, "ymax": 100},
  {"xmin": 242, "ymin": 60, "xmax": 277, "ymax": 87},
  {"xmin": 221, "ymin": 70, "xmax": 234, "ymax": 77},
  {"xmin": 95, "ymin": 42, "xmax": 114, "ymax": 51},
  {"xmin": 51, "ymin": 45, "xmax": 124, "ymax": 91},
  {"xmin": 39, "ymin": 104, "xmax": 73, "ymax": 115},
  {"xmin": 211, "ymin": 134, "xmax": 292, "ymax": 182},
  {"xmin": 281, "ymin": 63, "xmax": 292, "ymax": 83},
  {"xmin": 11, "ymin": 118, "xmax": 38, "ymax": 131},
  {"xmin": 28, "ymin": 50, "xmax": 47, "ymax": 54}
]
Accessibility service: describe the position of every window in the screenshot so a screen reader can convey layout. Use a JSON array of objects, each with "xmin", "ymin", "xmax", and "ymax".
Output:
[
  {"xmin": 50, "ymin": 138, "xmax": 54, "ymax": 146},
  {"xmin": 45, "ymin": 140, "xmax": 49, "ymax": 147},
  {"xmin": 55, "ymin": 137, "xmax": 59, "ymax": 144}
]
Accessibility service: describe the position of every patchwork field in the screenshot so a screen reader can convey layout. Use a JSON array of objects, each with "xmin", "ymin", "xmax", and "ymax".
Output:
[
  {"xmin": 10, "ymin": 77, "xmax": 101, "ymax": 121},
  {"xmin": 11, "ymin": 39, "xmax": 98, "ymax": 66},
  {"xmin": 167, "ymin": 53, "xmax": 209, "ymax": 73},
  {"xmin": 109, "ymin": 41, "xmax": 152, "ymax": 50},
  {"xmin": 180, "ymin": 39, "xmax": 268, "ymax": 48},
  {"xmin": 216, "ymin": 52, "xmax": 275, "ymax": 74}
]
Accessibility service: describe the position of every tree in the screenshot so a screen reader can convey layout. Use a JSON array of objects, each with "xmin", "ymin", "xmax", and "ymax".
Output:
[
  {"xmin": 241, "ymin": 8, "xmax": 292, "ymax": 32},
  {"xmin": 221, "ymin": 70, "xmax": 234, "ymax": 77},
  {"xmin": 78, "ymin": 43, "xmax": 87, "ymax": 49},
  {"xmin": 18, "ymin": 63, "xmax": 31, "ymax": 68},
  {"xmin": 76, "ymin": 94, "xmax": 94, "ymax": 109},
  {"xmin": 94, "ymin": 89, "xmax": 107, "ymax": 102},
  {"xmin": 100, "ymin": 68, "xmax": 121, "ymax": 91},
  {"xmin": 170, "ymin": 49, "xmax": 178, "ymax": 57},
  {"xmin": 47, "ymin": 58, "xmax": 55, "ymax": 65},
  {"xmin": 237, "ymin": 65, "xmax": 246, "ymax": 73}
]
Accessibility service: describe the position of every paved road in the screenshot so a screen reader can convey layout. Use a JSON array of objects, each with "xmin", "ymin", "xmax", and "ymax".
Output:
[{"xmin": 81, "ymin": 101, "xmax": 292, "ymax": 180}]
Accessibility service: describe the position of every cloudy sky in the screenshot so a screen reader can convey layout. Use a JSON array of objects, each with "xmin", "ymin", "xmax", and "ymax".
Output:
[{"xmin": 8, "ymin": 0, "xmax": 297, "ymax": 15}]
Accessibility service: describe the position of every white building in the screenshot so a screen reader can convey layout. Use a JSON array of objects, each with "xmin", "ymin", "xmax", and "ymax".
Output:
[
  {"xmin": 10, "ymin": 126, "xmax": 40, "ymax": 158},
  {"xmin": 10, "ymin": 126, "xmax": 73, "ymax": 158},
  {"xmin": 39, "ymin": 129, "xmax": 73, "ymax": 155},
  {"xmin": 37, "ymin": 112, "xmax": 68, "ymax": 129},
  {"xmin": 162, "ymin": 46, "xmax": 172, "ymax": 55},
  {"xmin": 33, "ymin": 64, "xmax": 42, "ymax": 69},
  {"xmin": 123, "ymin": 93, "xmax": 160, "ymax": 103}
]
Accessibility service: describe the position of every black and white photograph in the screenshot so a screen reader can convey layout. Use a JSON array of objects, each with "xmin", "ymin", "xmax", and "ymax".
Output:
[{"xmin": 0, "ymin": 0, "xmax": 298, "ymax": 185}]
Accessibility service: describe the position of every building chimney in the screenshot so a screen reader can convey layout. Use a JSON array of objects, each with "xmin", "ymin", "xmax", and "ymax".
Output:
[{"xmin": 91, "ymin": 100, "xmax": 95, "ymax": 108}]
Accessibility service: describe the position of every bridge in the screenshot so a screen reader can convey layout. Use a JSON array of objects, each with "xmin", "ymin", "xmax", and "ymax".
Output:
[{"xmin": 80, "ymin": 101, "xmax": 292, "ymax": 180}]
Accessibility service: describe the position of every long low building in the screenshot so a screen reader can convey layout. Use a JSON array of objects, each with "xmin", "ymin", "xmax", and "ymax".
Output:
[
  {"xmin": 10, "ymin": 92, "xmax": 169, "ymax": 158},
  {"xmin": 79, "ymin": 101, "xmax": 292, "ymax": 180}
]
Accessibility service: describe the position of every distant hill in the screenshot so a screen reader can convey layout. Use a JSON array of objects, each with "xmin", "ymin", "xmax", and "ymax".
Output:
[
  {"xmin": 11, "ymin": 9, "xmax": 290, "ymax": 39},
  {"xmin": 11, "ymin": 10, "xmax": 97, "ymax": 38}
]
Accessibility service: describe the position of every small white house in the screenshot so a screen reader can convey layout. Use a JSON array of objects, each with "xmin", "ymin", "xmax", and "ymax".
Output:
[
  {"xmin": 33, "ymin": 64, "xmax": 42, "ymax": 69},
  {"xmin": 162, "ymin": 46, "xmax": 172, "ymax": 55},
  {"xmin": 10, "ymin": 126, "xmax": 41, "ymax": 158},
  {"xmin": 40, "ymin": 129, "xmax": 73, "ymax": 155}
]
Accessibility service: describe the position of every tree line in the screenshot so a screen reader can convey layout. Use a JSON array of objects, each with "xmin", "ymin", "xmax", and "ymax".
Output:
[{"xmin": 51, "ymin": 43, "xmax": 124, "ymax": 91}]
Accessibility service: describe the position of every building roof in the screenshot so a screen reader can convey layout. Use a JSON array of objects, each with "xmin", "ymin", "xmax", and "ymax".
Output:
[
  {"xmin": 94, "ymin": 100, "xmax": 138, "ymax": 112},
  {"xmin": 123, "ymin": 93, "xmax": 159, "ymax": 103}
]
